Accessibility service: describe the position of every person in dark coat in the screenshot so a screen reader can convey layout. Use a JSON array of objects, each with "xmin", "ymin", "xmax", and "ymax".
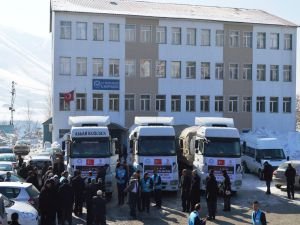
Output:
[
  {"xmin": 180, "ymin": 169, "xmax": 191, "ymax": 212},
  {"xmin": 8, "ymin": 212, "xmax": 20, "ymax": 225},
  {"xmin": 17, "ymin": 155, "xmax": 23, "ymax": 168},
  {"xmin": 53, "ymin": 157, "xmax": 65, "ymax": 177},
  {"xmin": 125, "ymin": 172, "xmax": 139, "ymax": 218},
  {"xmin": 71, "ymin": 170, "xmax": 85, "ymax": 216},
  {"xmin": 18, "ymin": 162, "xmax": 28, "ymax": 179},
  {"xmin": 26, "ymin": 170, "xmax": 40, "ymax": 190},
  {"xmin": 205, "ymin": 170, "xmax": 218, "ymax": 220},
  {"xmin": 92, "ymin": 190, "xmax": 106, "ymax": 225},
  {"xmin": 85, "ymin": 178, "xmax": 98, "ymax": 225},
  {"xmin": 152, "ymin": 168, "xmax": 162, "ymax": 209},
  {"xmin": 58, "ymin": 178, "xmax": 74, "ymax": 225},
  {"xmin": 262, "ymin": 161, "xmax": 273, "ymax": 194},
  {"xmin": 221, "ymin": 170, "xmax": 231, "ymax": 211},
  {"xmin": 190, "ymin": 169, "xmax": 201, "ymax": 211},
  {"xmin": 285, "ymin": 163, "xmax": 296, "ymax": 199},
  {"xmin": 39, "ymin": 179, "xmax": 57, "ymax": 225}
]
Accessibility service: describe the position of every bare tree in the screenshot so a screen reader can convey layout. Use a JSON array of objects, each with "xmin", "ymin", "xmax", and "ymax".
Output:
[{"xmin": 25, "ymin": 100, "xmax": 32, "ymax": 135}]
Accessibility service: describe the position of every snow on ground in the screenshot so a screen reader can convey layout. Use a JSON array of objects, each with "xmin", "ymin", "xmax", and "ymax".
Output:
[{"xmin": 241, "ymin": 128, "xmax": 300, "ymax": 160}]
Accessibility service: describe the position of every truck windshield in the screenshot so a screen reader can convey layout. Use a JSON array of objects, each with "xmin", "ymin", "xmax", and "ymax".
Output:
[
  {"xmin": 71, "ymin": 138, "xmax": 110, "ymax": 158},
  {"xmin": 257, "ymin": 149, "xmax": 285, "ymax": 160},
  {"xmin": 204, "ymin": 137, "xmax": 241, "ymax": 157},
  {"xmin": 138, "ymin": 136, "xmax": 176, "ymax": 156}
]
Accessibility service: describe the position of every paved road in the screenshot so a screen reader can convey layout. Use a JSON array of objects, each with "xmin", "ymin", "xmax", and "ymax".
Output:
[{"xmin": 73, "ymin": 173, "xmax": 300, "ymax": 225}]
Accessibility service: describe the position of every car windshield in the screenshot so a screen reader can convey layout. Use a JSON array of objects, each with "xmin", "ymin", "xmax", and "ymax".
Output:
[
  {"xmin": 204, "ymin": 137, "xmax": 241, "ymax": 158},
  {"xmin": 0, "ymin": 155, "xmax": 16, "ymax": 162},
  {"xmin": 0, "ymin": 164, "xmax": 12, "ymax": 171},
  {"xmin": 26, "ymin": 185, "xmax": 39, "ymax": 198},
  {"xmin": 138, "ymin": 136, "xmax": 176, "ymax": 156},
  {"xmin": 257, "ymin": 149, "xmax": 285, "ymax": 159},
  {"xmin": 0, "ymin": 148, "xmax": 13, "ymax": 154},
  {"xmin": 71, "ymin": 138, "xmax": 110, "ymax": 158}
]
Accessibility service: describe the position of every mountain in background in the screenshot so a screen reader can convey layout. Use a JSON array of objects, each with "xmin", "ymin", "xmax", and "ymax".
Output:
[{"xmin": 0, "ymin": 25, "xmax": 51, "ymax": 123}]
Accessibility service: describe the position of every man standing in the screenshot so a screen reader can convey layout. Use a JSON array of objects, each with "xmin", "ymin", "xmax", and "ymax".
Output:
[
  {"xmin": 251, "ymin": 201, "xmax": 267, "ymax": 225},
  {"xmin": 125, "ymin": 172, "xmax": 140, "ymax": 218},
  {"xmin": 190, "ymin": 169, "xmax": 201, "ymax": 211},
  {"xmin": 285, "ymin": 163, "xmax": 296, "ymax": 199},
  {"xmin": 140, "ymin": 172, "xmax": 153, "ymax": 213},
  {"xmin": 71, "ymin": 170, "xmax": 85, "ymax": 216},
  {"xmin": 152, "ymin": 168, "xmax": 162, "ymax": 209},
  {"xmin": 92, "ymin": 190, "xmax": 106, "ymax": 225},
  {"xmin": 262, "ymin": 161, "xmax": 273, "ymax": 194},
  {"xmin": 58, "ymin": 178, "xmax": 74, "ymax": 225},
  {"xmin": 188, "ymin": 203, "xmax": 206, "ymax": 225},
  {"xmin": 205, "ymin": 170, "xmax": 218, "ymax": 220},
  {"xmin": 221, "ymin": 170, "xmax": 231, "ymax": 211},
  {"xmin": 180, "ymin": 169, "xmax": 191, "ymax": 212},
  {"xmin": 115, "ymin": 162, "xmax": 128, "ymax": 205}
]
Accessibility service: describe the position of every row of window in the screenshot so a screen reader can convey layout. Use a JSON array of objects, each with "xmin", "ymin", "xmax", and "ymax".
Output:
[
  {"xmin": 59, "ymin": 57, "xmax": 293, "ymax": 82},
  {"xmin": 59, "ymin": 93, "xmax": 292, "ymax": 113},
  {"xmin": 60, "ymin": 21, "xmax": 293, "ymax": 50}
]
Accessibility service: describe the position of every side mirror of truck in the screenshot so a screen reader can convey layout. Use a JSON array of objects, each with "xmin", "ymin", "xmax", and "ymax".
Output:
[
  {"xmin": 194, "ymin": 140, "xmax": 199, "ymax": 149},
  {"xmin": 287, "ymin": 156, "xmax": 290, "ymax": 161},
  {"xmin": 129, "ymin": 140, "xmax": 133, "ymax": 148}
]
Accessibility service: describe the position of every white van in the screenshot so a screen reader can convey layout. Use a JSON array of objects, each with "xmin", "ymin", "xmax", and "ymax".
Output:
[{"xmin": 241, "ymin": 137, "xmax": 287, "ymax": 179}]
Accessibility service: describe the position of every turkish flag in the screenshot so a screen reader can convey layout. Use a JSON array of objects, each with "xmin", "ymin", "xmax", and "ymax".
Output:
[{"xmin": 64, "ymin": 90, "xmax": 74, "ymax": 102}]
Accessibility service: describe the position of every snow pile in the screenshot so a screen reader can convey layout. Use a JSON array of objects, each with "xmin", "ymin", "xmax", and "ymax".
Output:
[{"xmin": 241, "ymin": 128, "xmax": 300, "ymax": 160}]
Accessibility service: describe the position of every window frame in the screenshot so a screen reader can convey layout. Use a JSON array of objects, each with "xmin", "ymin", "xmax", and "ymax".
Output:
[
  {"xmin": 93, "ymin": 23, "xmax": 104, "ymax": 41},
  {"xmin": 92, "ymin": 93, "xmax": 103, "ymax": 111}
]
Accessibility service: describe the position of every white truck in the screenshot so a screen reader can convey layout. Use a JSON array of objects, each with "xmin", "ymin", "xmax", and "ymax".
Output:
[
  {"xmin": 241, "ymin": 135, "xmax": 287, "ymax": 179},
  {"xmin": 128, "ymin": 117, "xmax": 179, "ymax": 191},
  {"xmin": 179, "ymin": 117, "xmax": 243, "ymax": 192},
  {"xmin": 65, "ymin": 116, "xmax": 118, "ymax": 198}
]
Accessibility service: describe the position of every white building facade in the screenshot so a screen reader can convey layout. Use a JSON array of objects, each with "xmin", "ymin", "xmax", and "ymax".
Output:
[{"xmin": 50, "ymin": 0, "xmax": 297, "ymax": 142}]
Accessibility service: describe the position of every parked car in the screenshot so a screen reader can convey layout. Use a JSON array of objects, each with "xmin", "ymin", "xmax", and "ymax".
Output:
[
  {"xmin": 0, "ymin": 147, "xmax": 13, "ymax": 154},
  {"xmin": 273, "ymin": 160, "xmax": 300, "ymax": 189},
  {"xmin": 0, "ymin": 171, "xmax": 24, "ymax": 182},
  {"xmin": 0, "ymin": 154, "xmax": 17, "ymax": 168},
  {"xmin": 1, "ymin": 193, "xmax": 38, "ymax": 225},
  {"xmin": 0, "ymin": 182, "xmax": 39, "ymax": 209},
  {"xmin": 0, "ymin": 162, "xmax": 15, "ymax": 173},
  {"xmin": 0, "ymin": 194, "xmax": 8, "ymax": 225},
  {"xmin": 13, "ymin": 142, "xmax": 30, "ymax": 155}
]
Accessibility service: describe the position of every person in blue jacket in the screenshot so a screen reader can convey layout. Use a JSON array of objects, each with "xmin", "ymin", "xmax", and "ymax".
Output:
[
  {"xmin": 140, "ymin": 172, "xmax": 153, "ymax": 213},
  {"xmin": 115, "ymin": 162, "xmax": 128, "ymax": 205},
  {"xmin": 251, "ymin": 201, "xmax": 267, "ymax": 225},
  {"xmin": 152, "ymin": 168, "xmax": 162, "ymax": 208},
  {"xmin": 188, "ymin": 203, "xmax": 206, "ymax": 225}
]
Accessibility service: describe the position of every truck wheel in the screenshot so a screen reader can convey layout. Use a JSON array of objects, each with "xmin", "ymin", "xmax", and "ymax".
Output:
[
  {"xmin": 242, "ymin": 162, "xmax": 249, "ymax": 173},
  {"xmin": 258, "ymin": 170, "xmax": 264, "ymax": 180}
]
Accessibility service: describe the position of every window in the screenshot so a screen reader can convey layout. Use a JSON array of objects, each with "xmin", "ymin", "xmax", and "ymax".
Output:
[
  {"xmin": 215, "ymin": 63, "xmax": 224, "ymax": 80},
  {"xmin": 187, "ymin": 28, "xmax": 196, "ymax": 45},
  {"xmin": 256, "ymin": 96, "xmax": 265, "ymax": 112},
  {"xmin": 201, "ymin": 62, "xmax": 210, "ymax": 79},
  {"xmin": 59, "ymin": 93, "xmax": 70, "ymax": 111},
  {"xmin": 125, "ymin": 94, "xmax": 135, "ymax": 111},
  {"xmin": 60, "ymin": 21, "xmax": 71, "ymax": 39},
  {"xmin": 284, "ymin": 34, "xmax": 292, "ymax": 50},
  {"xmin": 242, "ymin": 64, "xmax": 252, "ymax": 80},
  {"xmin": 140, "ymin": 95, "xmax": 150, "ymax": 111},
  {"xmin": 270, "ymin": 33, "xmax": 279, "ymax": 49},
  {"xmin": 76, "ymin": 22, "xmax": 87, "ymax": 40},
  {"xmin": 229, "ymin": 31, "xmax": 240, "ymax": 47},
  {"xmin": 59, "ymin": 57, "xmax": 71, "ymax": 75},
  {"xmin": 156, "ymin": 26, "xmax": 166, "ymax": 44},
  {"xmin": 93, "ymin": 23, "xmax": 104, "ymax": 41},
  {"xmin": 109, "ymin": 59, "xmax": 120, "ymax": 77},
  {"xmin": 229, "ymin": 64, "xmax": 239, "ymax": 80},
  {"xmin": 172, "ymin": 27, "xmax": 181, "ymax": 45},
  {"xmin": 76, "ymin": 57, "xmax": 87, "ymax": 76},
  {"xmin": 76, "ymin": 93, "xmax": 86, "ymax": 111},
  {"xmin": 186, "ymin": 96, "xmax": 195, "ymax": 112},
  {"xmin": 283, "ymin": 65, "xmax": 292, "ymax": 82},
  {"xmin": 257, "ymin": 32, "xmax": 266, "ymax": 49},
  {"xmin": 283, "ymin": 97, "xmax": 291, "ymax": 113},
  {"xmin": 200, "ymin": 96, "xmax": 210, "ymax": 112},
  {"xmin": 201, "ymin": 29, "xmax": 210, "ymax": 46},
  {"xmin": 243, "ymin": 32, "xmax": 252, "ymax": 48},
  {"xmin": 270, "ymin": 65, "xmax": 279, "ymax": 81},
  {"xmin": 93, "ymin": 93, "xmax": 103, "ymax": 111},
  {"xmin": 171, "ymin": 61, "xmax": 181, "ymax": 78},
  {"xmin": 186, "ymin": 61, "xmax": 196, "ymax": 79},
  {"xmin": 140, "ymin": 59, "xmax": 151, "ymax": 77},
  {"xmin": 270, "ymin": 97, "xmax": 279, "ymax": 113},
  {"xmin": 109, "ymin": 94, "xmax": 119, "ymax": 111},
  {"xmin": 257, "ymin": 64, "xmax": 266, "ymax": 81},
  {"xmin": 140, "ymin": 25, "xmax": 152, "ymax": 43},
  {"xmin": 171, "ymin": 95, "xmax": 181, "ymax": 112},
  {"xmin": 109, "ymin": 24, "xmax": 120, "ymax": 41},
  {"xmin": 229, "ymin": 96, "xmax": 238, "ymax": 112},
  {"xmin": 125, "ymin": 60, "xmax": 136, "ymax": 77},
  {"xmin": 215, "ymin": 96, "xmax": 223, "ymax": 112},
  {"xmin": 243, "ymin": 97, "xmax": 252, "ymax": 112},
  {"xmin": 155, "ymin": 60, "xmax": 166, "ymax": 78},
  {"xmin": 216, "ymin": 30, "xmax": 224, "ymax": 47},
  {"xmin": 125, "ymin": 24, "xmax": 136, "ymax": 42},
  {"xmin": 93, "ymin": 58, "xmax": 103, "ymax": 76},
  {"xmin": 156, "ymin": 95, "xmax": 166, "ymax": 112}
]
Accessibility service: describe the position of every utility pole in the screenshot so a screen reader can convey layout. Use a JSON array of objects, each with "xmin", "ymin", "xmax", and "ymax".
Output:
[{"xmin": 9, "ymin": 81, "xmax": 16, "ymax": 125}]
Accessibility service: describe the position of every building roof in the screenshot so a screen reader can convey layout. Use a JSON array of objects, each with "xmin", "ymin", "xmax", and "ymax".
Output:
[{"xmin": 51, "ymin": 0, "xmax": 297, "ymax": 27}]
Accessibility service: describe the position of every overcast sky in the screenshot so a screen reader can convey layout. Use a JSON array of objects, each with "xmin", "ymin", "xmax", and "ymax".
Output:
[{"xmin": 0, "ymin": 0, "xmax": 299, "ymax": 122}]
